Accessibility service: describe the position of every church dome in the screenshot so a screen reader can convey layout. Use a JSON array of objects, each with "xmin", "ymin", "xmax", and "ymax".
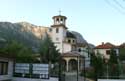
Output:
[
  {"xmin": 66, "ymin": 31, "xmax": 76, "ymax": 38},
  {"xmin": 71, "ymin": 31, "xmax": 87, "ymax": 44}
]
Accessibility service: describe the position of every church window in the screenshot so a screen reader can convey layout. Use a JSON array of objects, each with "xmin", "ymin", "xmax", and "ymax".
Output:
[
  {"xmin": 60, "ymin": 18, "xmax": 63, "ymax": 24},
  {"xmin": 61, "ymin": 18, "xmax": 63, "ymax": 21},
  {"xmin": 56, "ymin": 18, "xmax": 59, "ymax": 24},
  {"xmin": 68, "ymin": 39, "xmax": 71, "ymax": 43},
  {"xmin": 56, "ymin": 18, "xmax": 59, "ymax": 21},
  {"xmin": 56, "ymin": 28, "xmax": 59, "ymax": 33},
  {"xmin": 78, "ymin": 48, "xmax": 81, "ymax": 52}
]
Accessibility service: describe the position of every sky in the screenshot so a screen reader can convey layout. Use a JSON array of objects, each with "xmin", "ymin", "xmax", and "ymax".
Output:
[{"xmin": 0, "ymin": 0, "xmax": 125, "ymax": 46}]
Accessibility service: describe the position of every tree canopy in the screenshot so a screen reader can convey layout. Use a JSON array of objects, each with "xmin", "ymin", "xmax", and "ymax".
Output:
[
  {"xmin": 39, "ymin": 33, "xmax": 60, "ymax": 63},
  {"xmin": 0, "ymin": 40, "xmax": 37, "ymax": 63}
]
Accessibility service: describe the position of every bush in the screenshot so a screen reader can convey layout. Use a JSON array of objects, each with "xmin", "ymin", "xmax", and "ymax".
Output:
[{"xmin": 80, "ymin": 67, "xmax": 95, "ymax": 79}]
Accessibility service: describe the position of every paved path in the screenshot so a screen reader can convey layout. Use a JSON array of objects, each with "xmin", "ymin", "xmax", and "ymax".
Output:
[{"xmin": 64, "ymin": 72, "xmax": 92, "ymax": 81}]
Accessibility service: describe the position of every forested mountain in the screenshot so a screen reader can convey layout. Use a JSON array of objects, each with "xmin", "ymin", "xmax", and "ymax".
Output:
[{"xmin": 0, "ymin": 22, "xmax": 48, "ymax": 52}]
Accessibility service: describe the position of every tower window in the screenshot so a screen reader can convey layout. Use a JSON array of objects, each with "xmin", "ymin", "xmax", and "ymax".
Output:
[
  {"xmin": 56, "ymin": 18, "xmax": 59, "ymax": 21},
  {"xmin": 61, "ymin": 18, "xmax": 63, "ymax": 21},
  {"xmin": 60, "ymin": 18, "xmax": 63, "ymax": 24},
  {"xmin": 56, "ymin": 28, "xmax": 59, "ymax": 33},
  {"xmin": 56, "ymin": 18, "xmax": 59, "ymax": 24}
]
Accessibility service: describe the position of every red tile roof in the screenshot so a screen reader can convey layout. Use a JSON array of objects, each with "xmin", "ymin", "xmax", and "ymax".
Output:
[{"xmin": 95, "ymin": 42, "xmax": 116, "ymax": 49}]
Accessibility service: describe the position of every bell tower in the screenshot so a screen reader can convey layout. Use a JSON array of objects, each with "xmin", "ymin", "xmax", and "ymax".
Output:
[
  {"xmin": 51, "ymin": 14, "xmax": 68, "ymax": 53},
  {"xmin": 53, "ymin": 15, "xmax": 67, "ymax": 26}
]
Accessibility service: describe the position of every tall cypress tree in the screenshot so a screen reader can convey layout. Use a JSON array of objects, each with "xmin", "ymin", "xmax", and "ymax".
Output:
[{"xmin": 39, "ymin": 33, "xmax": 60, "ymax": 63}]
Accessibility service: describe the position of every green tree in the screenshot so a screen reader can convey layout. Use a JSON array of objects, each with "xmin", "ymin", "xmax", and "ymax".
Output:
[
  {"xmin": 91, "ymin": 52, "xmax": 104, "ymax": 81},
  {"xmin": 39, "ymin": 33, "xmax": 60, "ymax": 63},
  {"xmin": 119, "ymin": 48, "xmax": 125, "ymax": 61},
  {"xmin": 108, "ymin": 49, "xmax": 119, "ymax": 78},
  {"xmin": 0, "ymin": 40, "xmax": 37, "ymax": 63}
]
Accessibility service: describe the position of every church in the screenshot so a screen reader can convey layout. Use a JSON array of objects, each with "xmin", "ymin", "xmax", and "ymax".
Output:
[{"xmin": 42, "ymin": 14, "xmax": 91, "ymax": 72}]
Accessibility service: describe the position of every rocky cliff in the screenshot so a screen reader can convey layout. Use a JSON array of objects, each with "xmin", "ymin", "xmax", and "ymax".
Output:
[{"xmin": 0, "ymin": 21, "xmax": 48, "ymax": 52}]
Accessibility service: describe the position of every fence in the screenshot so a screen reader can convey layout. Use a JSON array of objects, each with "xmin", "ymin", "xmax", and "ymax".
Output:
[{"xmin": 14, "ymin": 63, "xmax": 49, "ymax": 79}]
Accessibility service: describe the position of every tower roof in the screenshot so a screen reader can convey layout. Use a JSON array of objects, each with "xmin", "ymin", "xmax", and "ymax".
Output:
[{"xmin": 52, "ymin": 15, "xmax": 67, "ymax": 20}]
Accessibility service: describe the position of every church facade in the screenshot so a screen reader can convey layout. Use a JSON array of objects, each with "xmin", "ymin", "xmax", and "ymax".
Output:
[
  {"xmin": 17, "ymin": 14, "xmax": 91, "ymax": 72},
  {"xmin": 45, "ymin": 15, "xmax": 91, "ymax": 72}
]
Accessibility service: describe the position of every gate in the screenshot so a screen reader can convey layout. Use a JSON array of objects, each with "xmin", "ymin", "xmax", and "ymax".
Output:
[{"xmin": 58, "ymin": 57, "xmax": 80, "ymax": 81}]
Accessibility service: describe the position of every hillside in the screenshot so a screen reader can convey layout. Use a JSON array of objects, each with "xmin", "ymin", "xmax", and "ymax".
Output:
[{"xmin": 0, "ymin": 22, "xmax": 48, "ymax": 52}]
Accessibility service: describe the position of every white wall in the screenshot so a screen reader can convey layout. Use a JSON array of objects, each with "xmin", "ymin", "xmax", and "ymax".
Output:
[
  {"xmin": 0, "ymin": 57, "xmax": 14, "ymax": 81},
  {"xmin": 94, "ymin": 49, "xmax": 110, "ymax": 59},
  {"xmin": 63, "ymin": 43, "xmax": 72, "ymax": 53},
  {"xmin": 13, "ymin": 77, "xmax": 58, "ymax": 81},
  {"xmin": 98, "ymin": 79, "xmax": 125, "ymax": 81},
  {"xmin": 51, "ymin": 26, "xmax": 67, "ymax": 53}
]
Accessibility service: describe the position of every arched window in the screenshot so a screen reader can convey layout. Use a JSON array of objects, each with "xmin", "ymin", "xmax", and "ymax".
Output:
[
  {"xmin": 56, "ymin": 18, "xmax": 59, "ymax": 21},
  {"xmin": 56, "ymin": 18, "xmax": 59, "ymax": 24},
  {"xmin": 60, "ymin": 18, "xmax": 63, "ymax": 24}
]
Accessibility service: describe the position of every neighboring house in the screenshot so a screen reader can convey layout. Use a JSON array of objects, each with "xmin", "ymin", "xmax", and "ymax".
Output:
[
  {"xmin": 0, "ymin": 53, "xmax": 14, "ymax": 81},
  {"xmin": 94, "ymin": 42, "xmax": 119, "ymax": 60}
]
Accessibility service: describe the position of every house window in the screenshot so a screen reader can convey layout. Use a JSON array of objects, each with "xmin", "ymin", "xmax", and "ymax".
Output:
[
  {"xmin": 106, "ymin": 50, "xmax": 110, "ymax": 55},
  {"xmin": 0, "ymin": 62, "xmax": 8, "ymax": 75},
  {"xmin": 56, "ymin": 28, "xmax": 59, "ymax": 33},
  {"xmin": 72, "ymin": 40, "xmax": 75, "ymax": 43}
]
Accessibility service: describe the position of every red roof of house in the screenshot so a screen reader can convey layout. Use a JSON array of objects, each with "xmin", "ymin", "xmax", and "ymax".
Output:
[{"xmin": 95, "ymin": 42, "xmax": 116, "ymax": 49}]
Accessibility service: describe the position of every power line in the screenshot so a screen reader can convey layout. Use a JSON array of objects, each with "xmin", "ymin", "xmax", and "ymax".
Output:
[
  {"xmin": 113, "ymin": 0, "xmax": 125, "ymax": 9},
  {"xmin": 104, "ymin": 0, "xmax": 125, "ymax": 15}
]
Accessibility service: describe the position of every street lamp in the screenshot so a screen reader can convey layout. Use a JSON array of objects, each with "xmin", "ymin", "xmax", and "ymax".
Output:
[
  {"xmin": 80, "ymin": 47, "xmax": 91, "ymax": 81},
  {"xmin": 80, "ymin": 49, "xmax": 88, "ymax": 81},
  {"xmin": 105, "ymin": 59, "xmax": 109, "ymax": 79},
  {"xmin": 83, "ymin": 56, "xmax": 86, "ymax": 81},
  {"xmin": 59, "ymin": 55, "xmax": 62, "ymax": 81},
  {"xmin": 77, "ymin": 56, "xmax": 79, "ymax": 81}
]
